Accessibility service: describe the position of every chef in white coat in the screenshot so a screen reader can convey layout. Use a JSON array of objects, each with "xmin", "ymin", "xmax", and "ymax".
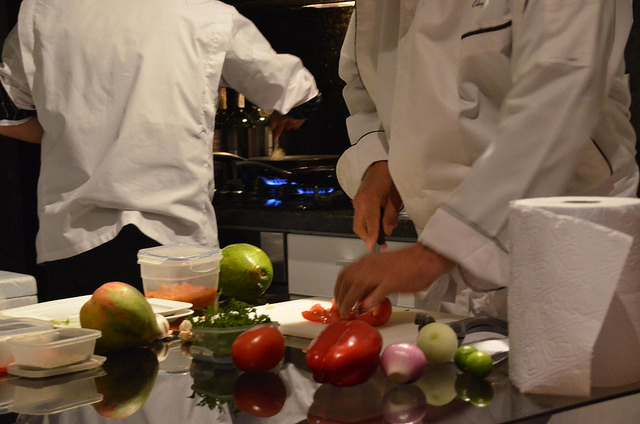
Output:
[
  {"xmin": 334, "ymin": 0, "xmax": 638, "ymax": 319},
  {"xmin": 0, "ymin": 0, "xmax": 320, "ymax": 300}
]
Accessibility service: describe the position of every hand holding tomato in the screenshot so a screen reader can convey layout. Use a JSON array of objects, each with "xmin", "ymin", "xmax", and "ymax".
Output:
[
  {"xmin": 352, "ymin": 297, "xmax": 392, "ymax": 326},
  {"xmin": 334, "ymin": 244, "xmax": 455, "ymax": 318},
  {"xmin": 231, "ymin": 324, "xmax": 285, "ymax": 372}
]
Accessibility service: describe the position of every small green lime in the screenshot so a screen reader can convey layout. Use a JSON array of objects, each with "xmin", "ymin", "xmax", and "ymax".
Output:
[
  {"xmin": 465, "ymin": 351, "xmax": 493, "ymax": 379},
  {"xmin": 467, "ymin": 378, "xmax": 494, "ymax": 407},
  {"xmin": 454, "ymin": 373, "xmax": 494, "ymax": 407},
  {"xmin": 454, "ymin": 345, "xmax": 477, "ymax": 372}
]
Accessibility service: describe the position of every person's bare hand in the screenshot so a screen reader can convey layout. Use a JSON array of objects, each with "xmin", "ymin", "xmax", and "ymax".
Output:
[
  {"xmin": 352, "ymin": 161, "xmax": 402, "ymax": 249},
  {"xmin": 269, "ymin": 111, "xmax": 306, "ymax": 141},
  {"xmin": 334, "ymin": 244, "xmax": 455, "ymax": 317}
]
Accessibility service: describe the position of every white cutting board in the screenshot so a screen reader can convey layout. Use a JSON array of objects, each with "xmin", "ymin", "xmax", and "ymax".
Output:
[{"xmin": 256, "ymin": 297, "xmax": 464, "ymax": 349}]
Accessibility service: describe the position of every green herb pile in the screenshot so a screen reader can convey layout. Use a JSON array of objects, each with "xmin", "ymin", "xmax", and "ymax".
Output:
[{"xmin": 189, "ymin": 299, "xmax": 271, "ymax": 328}]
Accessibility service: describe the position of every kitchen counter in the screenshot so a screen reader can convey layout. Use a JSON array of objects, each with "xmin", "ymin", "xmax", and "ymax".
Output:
[
  {"xmin": 2, "ymin": 296, "xmax": 640, "ymax": 422},
  {"xmin": 2, "ymin": 325, "xmax": 640, "ymax": 423},
  {"xmin": 215, "ymin": 207, "xmax": 418, "ymax": 242}
]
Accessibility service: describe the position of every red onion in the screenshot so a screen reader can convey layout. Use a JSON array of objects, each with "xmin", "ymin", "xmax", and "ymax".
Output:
[
  {"xmin": 383, "ymin": 384, "xmax": 428, "ymax": 424},
  {"xmin": 380, "ymin": 343, "xmax": 426, "ymax": 384}
]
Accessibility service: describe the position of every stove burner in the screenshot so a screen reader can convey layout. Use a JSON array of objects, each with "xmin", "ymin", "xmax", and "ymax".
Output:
[{"xmin": 213, "ymin": 154, "xmax": 351, "ymax": 210}]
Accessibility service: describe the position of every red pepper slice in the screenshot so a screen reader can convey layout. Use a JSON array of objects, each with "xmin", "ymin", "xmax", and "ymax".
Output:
[{"xmin": 306, "ymin": 320, "xmax": 383, "ymax": 387}]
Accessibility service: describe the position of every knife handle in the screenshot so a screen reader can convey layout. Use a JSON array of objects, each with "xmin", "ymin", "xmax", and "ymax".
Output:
[
  {"xmin": 448, "ymin": 317, "xmax": 509, "ymax": 343},
  {"xmin": 377, "ymin": 208, "xmax": 385, "ymax": 246}
]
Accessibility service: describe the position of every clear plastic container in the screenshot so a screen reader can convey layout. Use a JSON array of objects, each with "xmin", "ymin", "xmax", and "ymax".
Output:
[
  {"xmin": 8, "ymin": 327, "xmax": 101, "ymax": 369},
  {"xmin": 0, "ymin": 318, "xmax": 55, "ymax": 372},
  {"xmin": 9, "ymin": 368, "xmax": 104, "ymax": 415},
  {"xmin": 190, "ymin": 322, "xmax": 278, "ymax": 364},
  {"xmin": 138, "ymin": 244, "xmax": 222, "ymax": 310},
  {"xmin": 190, "ymin": 325, "xmax": 255, "ymax": 364}
]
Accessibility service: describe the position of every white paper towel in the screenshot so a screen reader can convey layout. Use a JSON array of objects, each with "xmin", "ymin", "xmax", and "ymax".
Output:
[{"xmin": 508, "ymin": 196, "xmax": 640, "ymax": 396}]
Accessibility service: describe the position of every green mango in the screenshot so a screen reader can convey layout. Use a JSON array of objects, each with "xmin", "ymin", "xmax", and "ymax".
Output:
[{"xmin": 80, "ymin": 281, "xmax": 160, "ymax": 352}]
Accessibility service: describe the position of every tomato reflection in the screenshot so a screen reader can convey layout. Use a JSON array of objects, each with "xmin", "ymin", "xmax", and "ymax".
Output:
[{"xmin": 233, "ymin": 371, "xmax": 286, "ymax": 417}]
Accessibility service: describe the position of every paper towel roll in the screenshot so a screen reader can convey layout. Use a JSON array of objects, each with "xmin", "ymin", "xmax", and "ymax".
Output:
[{"xmin": 508, "ymin": 196, "xmax": 640, "ymax": 396}]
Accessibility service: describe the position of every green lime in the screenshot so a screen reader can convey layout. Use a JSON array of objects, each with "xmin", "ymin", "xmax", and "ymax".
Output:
[
  {"xmin": 454, "ymin": 345, "xmax": 477, "ymax": 372},
  {"xmin": 467, "ymin": 377, "xmax": 494, "ymax": 407},
  {"xmin": 465, "ymin": 351, "xmax": 493, "ymax": 379},
  {"xmin": 454, "ymin": 373, "xmax": 494, "ymax": 407}
]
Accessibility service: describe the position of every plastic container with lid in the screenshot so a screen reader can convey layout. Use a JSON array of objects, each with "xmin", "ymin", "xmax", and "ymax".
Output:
[
  {"xmin": 9, "ymin": 368, "xmax": 104, "ymax": 415},
  {"xmin": 8, "ymin": 327, "xmax": 101, "ymax": 370},
  {"xmin": 0, "ymin": 318, "xmax": 55, "ymax": 372},
  {"xmin": 138, "ymin": 244, "xmax": 222, "ymax": 310}
]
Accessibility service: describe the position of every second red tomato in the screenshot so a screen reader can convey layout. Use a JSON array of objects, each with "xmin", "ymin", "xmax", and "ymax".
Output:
[{"xmin": 231, "ymin": 324, "xmax": 285, "ymax": 372}]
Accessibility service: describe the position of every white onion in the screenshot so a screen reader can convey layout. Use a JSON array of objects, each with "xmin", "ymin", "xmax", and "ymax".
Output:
[{"xmin": 380, "ymin": 342, "xmax": 427, "ymax": 384}]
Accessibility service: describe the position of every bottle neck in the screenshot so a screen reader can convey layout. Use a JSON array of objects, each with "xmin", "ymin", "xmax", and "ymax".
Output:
[{"xmin": 219, "ymin": 88, "xmax": 228, "ymax": 110}]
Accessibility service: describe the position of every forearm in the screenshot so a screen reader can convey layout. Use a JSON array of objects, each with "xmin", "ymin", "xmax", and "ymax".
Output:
[
  {"xmin": 1, "ymin": 75, "xmax": 40, "ymax": 143},
  {"xmin": 0, "ymin": 117, "xmax": 43, "ymax": 143}
]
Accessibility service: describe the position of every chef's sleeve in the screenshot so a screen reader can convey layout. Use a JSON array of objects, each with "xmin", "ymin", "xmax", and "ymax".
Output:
[
  {"xmin": 0, "ymin": 82, "xmax": 35, "ymax": 125},
  {"xmin": 421, "ymin": 0, "xmax": 635, "ymax": 289},
  {"xmin": 0, "ymin": 26, "xmax": 36, "ymax": 125},
  {"xmin": 335, "ymin": 13, "xmax": 389, "ymax": 199},
  {"xmin": 220, "ymin": 8, "xmax": 319, "ymax": 116}
]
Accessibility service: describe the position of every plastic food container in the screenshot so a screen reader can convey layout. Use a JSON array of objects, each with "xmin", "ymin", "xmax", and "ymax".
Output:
[
  {"xmin": 9, "ymin": 368, "xmax": 104, "ymax": 415},
  {"xmin": 0, "ymin": 375, "xmax": 17, "ymax": 413},
  {"xmin": 0, "ymin": 318, "xmax": 55, "ymax": 372},
  {"xmin": 190, "ymin": 322, "xmax": 278, "ymax": 364},
  {"xmin": 8, "ymin": 327, "xmax": 101, "ymax": 369},
  {"xmin": 138, "ymin": 244, "xmax": 222, "ymax": 310},
  {"xmin": 190, "ymin": 325, "xmax": 256, "ymax": 364}
]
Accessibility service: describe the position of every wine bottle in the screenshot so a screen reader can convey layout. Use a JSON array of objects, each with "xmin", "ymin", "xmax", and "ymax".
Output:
[
  {"xmin": 248, "ymin": 104, "xmax": 272, "ymax": 158},
  {"xmin": 228, "ymin": 92, "xmax": 254, "ymax": 158},
  {"xmin": 213, "ymin": 87, "xmax": 230, "ymax": 152}
]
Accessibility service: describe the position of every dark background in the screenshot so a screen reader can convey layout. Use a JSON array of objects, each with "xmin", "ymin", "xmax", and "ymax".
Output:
[{"xmin": 1, "ymin": 0, "xmax": 639, "ymax": 290}]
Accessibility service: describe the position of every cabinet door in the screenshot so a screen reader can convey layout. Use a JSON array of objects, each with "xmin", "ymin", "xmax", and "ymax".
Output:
[{"xmin": 287, "ymin": 234, "xmax": 414, "ymax": 306}]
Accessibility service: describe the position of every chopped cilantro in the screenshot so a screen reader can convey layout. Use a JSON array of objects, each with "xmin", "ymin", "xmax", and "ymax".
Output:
[{"xmin": 189, "ymin": 299, "xmax": 271, "ymax": 328}]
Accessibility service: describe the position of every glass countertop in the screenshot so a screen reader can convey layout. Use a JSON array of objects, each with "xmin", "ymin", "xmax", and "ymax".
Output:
[{"xmin": 3, "ymin": 336, "xmax": 640, "ymax": 423}]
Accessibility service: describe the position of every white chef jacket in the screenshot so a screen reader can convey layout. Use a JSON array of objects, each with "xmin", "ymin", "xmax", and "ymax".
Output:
[
  {"xmin": 337, "ymin": 0, "xmax": 638, "ymax": 317},
  {"xmin": 0, "ymin": 0, "xmax": 319, "ymax": 263}
]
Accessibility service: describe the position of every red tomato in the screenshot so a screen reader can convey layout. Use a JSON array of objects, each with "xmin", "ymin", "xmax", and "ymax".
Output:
[
  {"xmin": 302, "ymin": 298, "xmax": 392, "ymax": 326},
  {"xmin": 352, "ymin": 298, "xmax": 392, "ymax": 326},
  {"xmin": 233, "ymin": 371, "xmax": 286, "ymax": 417},
  {"xmin": 231, "ymin": 324, "xmax": 285, "ymax": 373},
  {"xmin": 302, "ymin": 302, "xmax": 340, "ymax": 324}
]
